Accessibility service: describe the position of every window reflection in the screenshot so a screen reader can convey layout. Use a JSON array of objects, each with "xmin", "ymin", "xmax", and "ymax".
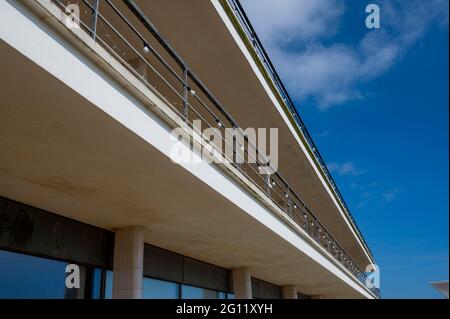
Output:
[
  {"xmin": 218, "ymin": 292, "xmax": 227, "ymax": 299},
  {"xmin": 181, "ymin": 285, "xmax": 220, "ymax": 299},
  {"xmin": 143, "ymin": 277, "xmax": 179, "ymax": 299},
  {"xmin": 0, "ymin": 250, "xmax": 232, "ymax": 299},
  {"xmin": 0, "ymin": 250, "xmax": 85, "ymax": 299},
  {"xmin": 91, "ymin": 268, "xmax": 103, "ymax": 299},
  {"xmin": 105, "ymin": 270, "xmax": 113, "ymax": 299}
]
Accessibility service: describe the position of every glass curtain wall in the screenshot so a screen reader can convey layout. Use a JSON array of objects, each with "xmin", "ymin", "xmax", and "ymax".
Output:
[{"xmin": 0, "ymin": 249, "xmax": 102, "ymax": 299}]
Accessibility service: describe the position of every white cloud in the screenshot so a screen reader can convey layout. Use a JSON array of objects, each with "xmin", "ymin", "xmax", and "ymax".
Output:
[
  {"xmin": 316, "ymin": 130, "xmax": 331, "ymax": 138},
  {"xmin": 327, "ymin": 162, "xmax": 367, "ymax": 176},
  {"xmin": 382, "ymin": 188, "xmax": 403, "ymax": 202},
  {"xmin": 241, "ymin": 0, "xmax": 449, "ymax": 109},
  {"xmin": 350, "ymin": 182, "xmax": 379, "ymax": 190},
  {"xmin": 362, "ymin": 191, "xmax": 372, "ymax": 198},
  {"xmin": 367, "ymin": 182, "xmax": 380, "ymax": 188},
  {"xmin": 240, "ymin": 0, "xmax": 344, "ymax": 44},
  {"xmin": 355, "ymin": 201, "xmax": 368, "ymax": 210}
]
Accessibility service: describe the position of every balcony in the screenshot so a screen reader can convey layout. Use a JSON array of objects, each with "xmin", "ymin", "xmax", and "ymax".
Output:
[{"xmin": 0, "ymin": 0, "xmax": 379, "ymax": 298}]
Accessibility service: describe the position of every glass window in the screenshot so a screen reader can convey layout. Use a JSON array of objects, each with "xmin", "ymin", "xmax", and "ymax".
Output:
[
  {"xmin": 0, "ymin": 250, "xmax": 86, "ymax": 299},
  {"xmin": 143, "ymin": 277, "xmax": 179, "ymax": 299},
  {"xmin": 181, "ymin": 285, "xmax": 222, "ymax": 299},
  {"xmin": 91, "ymin": 268, "xmax": 103, "ymax": 299},
  {"xmin": 104, "ymin": 270, "xmax": 113, "ymax": 299}
]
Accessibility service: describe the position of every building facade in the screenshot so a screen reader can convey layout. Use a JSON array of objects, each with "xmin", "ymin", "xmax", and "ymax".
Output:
[{"xmin": 0, "ymin": 0, "xmax": 380, "ymax": 299}]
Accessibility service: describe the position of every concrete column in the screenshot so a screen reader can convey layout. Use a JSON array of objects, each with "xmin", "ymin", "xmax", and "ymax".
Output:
[
  {"xmin": 112, "ymin": 226, "xmax": 144, "ymax": 299},
  {"xmin": 232, "ymin": 267, "xmax": 252, "ymax": 299},
  {"xmin": 282, "ymin": 285, "xmax": 298, "ymax": 299}
]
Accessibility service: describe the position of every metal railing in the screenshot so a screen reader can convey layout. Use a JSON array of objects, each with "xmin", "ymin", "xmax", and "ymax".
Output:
[
  {"xmin": 224, "ymin": 0, "xmax": 375, "ymax": 264},
  {"xmin": 49, "ymin": 0, "xmax": 379, "ymax": 297}
]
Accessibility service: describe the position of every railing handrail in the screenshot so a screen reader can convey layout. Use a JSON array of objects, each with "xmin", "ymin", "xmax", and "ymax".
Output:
[{"xmin": 224, "ymin": 0, "xmax": 374, "ymax": 262}]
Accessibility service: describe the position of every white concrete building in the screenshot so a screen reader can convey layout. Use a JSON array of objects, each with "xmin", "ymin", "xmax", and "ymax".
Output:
[{"xmin": 0, "ymin": 0, "xmax": 380, "ymax": 299}]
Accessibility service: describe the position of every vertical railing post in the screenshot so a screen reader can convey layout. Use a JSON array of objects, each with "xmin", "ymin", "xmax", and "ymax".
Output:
[
  {"xmin": 233, "ymin": 130, "xmax": 242, "ymax": 170},
  {"xmin": 286, "ymin": 187, "xmax": 292, "ymax": 218},
  {"xmin": 317, "ymin": 223, "xmax": 321, "ymax": 245},
  {"xmin": 265, "ymin": 175, "xmax": 271, "ymax": 197},
  {"xmin": 303, "ymin": 211, "xmax": 309, "ymax": 233},
  {"xmin": 91, "ymin": 0, "xmax": 100, "ymax": 40},
  {"xmin": 183, "ymin": 67, "xmax": 189, "ymax": 123},
  {"xmin": 232, "ymin": 134, "xmax": 237, "ymax": 168},
  {"xmin": 314, "ymin": 219, "xmax": 319, "ymax": 241}
]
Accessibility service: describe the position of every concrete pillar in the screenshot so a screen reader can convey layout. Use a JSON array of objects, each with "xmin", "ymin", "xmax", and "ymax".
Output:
[
  {"xmin": 282, "ymin": 285, "xmax": 298, "ymax": 299},
  {"xmin": 112, "ymin": 226, "xmax": 144, "ymax": 299},
  {"xmin": 232, "ymin": 267, "xmax": 252, "ymax": 299}
]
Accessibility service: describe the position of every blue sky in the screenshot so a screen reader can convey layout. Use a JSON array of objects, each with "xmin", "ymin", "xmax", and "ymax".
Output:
[{"xmin": 242, "ymin": 0, "xmax": 449, "ymax": 298}]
